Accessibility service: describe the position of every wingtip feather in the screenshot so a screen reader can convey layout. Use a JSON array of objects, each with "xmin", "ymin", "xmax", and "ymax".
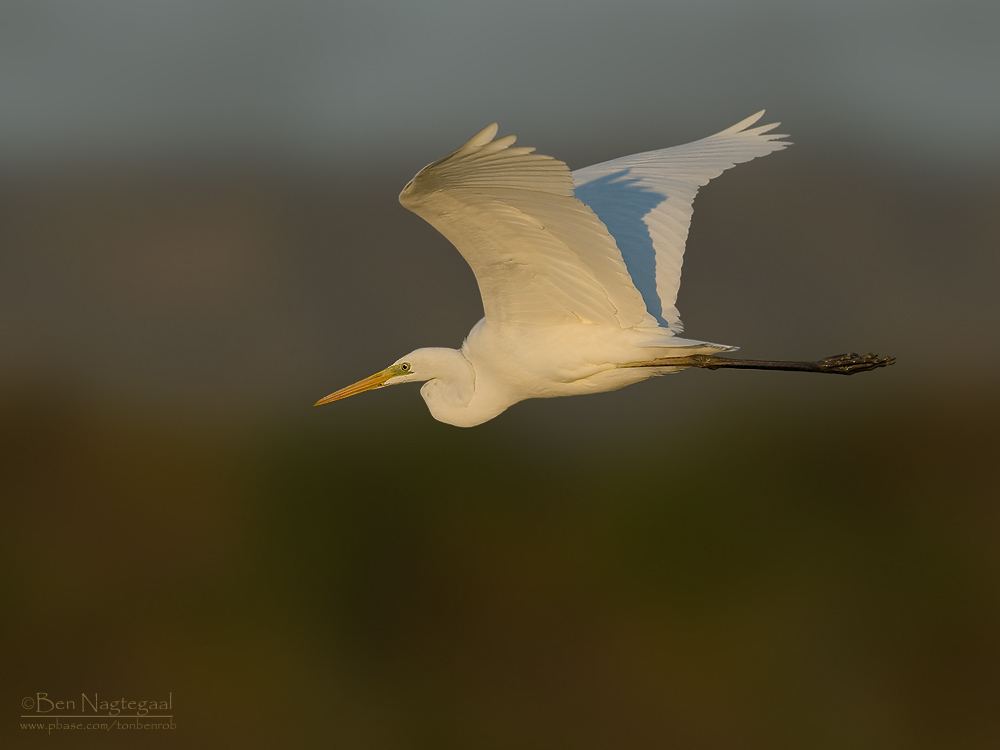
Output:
[
  {"xmin": 465, "ymin": 123, "xmax": 499, "ymax": 149},
  {"xmin": 724, "ymin": 110, "xmax": 766, "ymax": 134},
  {"xmin": 478, "ymin": 133, "xmax": 518, "ymax": 155},
  {"xmin": 711, "ymin": 110, "xmax": 791, "ymax": 148}
]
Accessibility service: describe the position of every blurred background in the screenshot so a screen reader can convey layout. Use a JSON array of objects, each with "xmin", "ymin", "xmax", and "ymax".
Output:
[{"xmin": 3, "ymin": 1, "xmax": 999, "ymax": 748}]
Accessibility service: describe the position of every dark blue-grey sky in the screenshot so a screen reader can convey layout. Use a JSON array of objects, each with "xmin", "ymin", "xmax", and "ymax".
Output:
[
  {"xmin": 3, "ymin": 1, "xmax": 999, "ymax": 175},
  {"xmin": 2, "ymin": 0, "xmax": 998, "ymax": 423}
]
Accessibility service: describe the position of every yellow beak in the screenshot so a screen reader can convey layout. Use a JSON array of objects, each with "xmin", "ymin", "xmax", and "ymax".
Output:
[{"xmin": 313, "ymin": 368, "xmax": 394, "ymax": 406}]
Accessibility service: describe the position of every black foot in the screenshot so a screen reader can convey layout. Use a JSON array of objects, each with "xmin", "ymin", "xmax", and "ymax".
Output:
[{"xmin": 818, "ymin": 352, "xmax": 896, "ymax": 375}]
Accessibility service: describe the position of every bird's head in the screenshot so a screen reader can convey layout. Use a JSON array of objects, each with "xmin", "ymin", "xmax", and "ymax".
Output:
[{"xmin": 313, "ymin": 353, "xmax": 426, "ymax": 406}]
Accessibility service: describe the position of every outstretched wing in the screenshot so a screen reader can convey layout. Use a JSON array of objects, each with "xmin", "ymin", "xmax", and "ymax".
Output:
[
  {"xmin": 572, "ymin": 111, "xmax": 790, "ymax": 332},
  {"xmin": 399, "ymin": 124, "xmax": 655, "ymax": 328}
]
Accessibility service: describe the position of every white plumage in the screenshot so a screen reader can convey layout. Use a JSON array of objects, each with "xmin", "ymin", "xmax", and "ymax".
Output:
[
  {"xmin": 572, "ymin": 111, "xmax": 789, "ymax": 330},
  {"xmin": 400, "ymin": 111, "xmax": 787, "ymax": 332},
  {"xmin": 315, "ymin": 113, "xmax": 891, "ymax": 426}
]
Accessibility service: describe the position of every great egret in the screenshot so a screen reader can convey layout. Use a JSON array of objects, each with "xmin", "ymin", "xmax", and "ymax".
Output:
[{"xmin": 316, "ymin": 112, "xmax": 893, "ymax": 427}]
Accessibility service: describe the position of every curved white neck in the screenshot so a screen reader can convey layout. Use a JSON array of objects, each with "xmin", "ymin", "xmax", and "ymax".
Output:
[{"xmin": 415, "ymin": 348, "xmax": 478, "ymax": 425}]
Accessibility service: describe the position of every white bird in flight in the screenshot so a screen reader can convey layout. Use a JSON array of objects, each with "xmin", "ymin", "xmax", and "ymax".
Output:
[{"xmin": 316, "ymin": 112, "xmax": 893, "ymax": 427}]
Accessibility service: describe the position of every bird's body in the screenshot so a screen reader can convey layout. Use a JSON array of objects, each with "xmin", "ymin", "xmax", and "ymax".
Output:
[
  {"xmin": 316, "ymin": 113, "xmax": 893, "ymax": 426},
  {"xmin": 419, "ymin": 320, "xmax": 725, "ymax": 427}
]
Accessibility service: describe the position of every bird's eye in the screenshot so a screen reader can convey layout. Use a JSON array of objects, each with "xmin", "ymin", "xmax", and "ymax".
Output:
[{"xmin": 399, "ymin": 362, "xmax": 411, "ymax": 372}]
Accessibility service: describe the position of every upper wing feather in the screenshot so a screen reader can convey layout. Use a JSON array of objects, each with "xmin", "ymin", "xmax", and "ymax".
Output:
[
  {"xmin": 399, "ymin": 124, "xmax": 655, "ymax": 328},
  {"xmin": 572, "ymin": 111, "xmax": 790, "ymax": 332}
]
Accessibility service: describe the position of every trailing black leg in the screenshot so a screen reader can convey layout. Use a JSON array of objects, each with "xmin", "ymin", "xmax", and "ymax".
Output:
[{"xmin": 622, "ymin": 352, "xmax": 895, "ymax": 375}]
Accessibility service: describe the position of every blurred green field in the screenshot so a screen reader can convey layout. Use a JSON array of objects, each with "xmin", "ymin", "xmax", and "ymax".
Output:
[{"xmin": 4, "ymin": 371, "xmax": 998, "ymax": 748}]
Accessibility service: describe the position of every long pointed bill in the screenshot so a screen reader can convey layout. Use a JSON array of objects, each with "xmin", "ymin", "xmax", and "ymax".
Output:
[{"xmin": 313, "ymin": 368, "xmax": 394, "ymax": 406}]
